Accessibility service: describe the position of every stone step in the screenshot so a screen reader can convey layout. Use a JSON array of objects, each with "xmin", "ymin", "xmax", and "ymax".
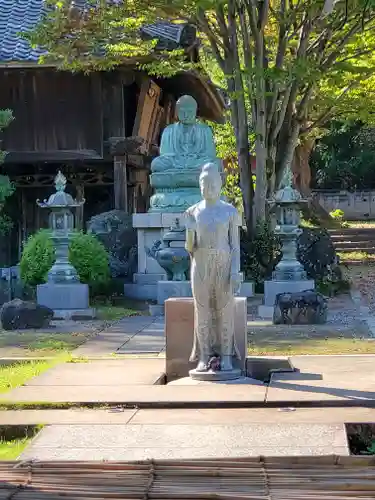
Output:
[
  {"xmin": 0, "ymin": 381, "xmax": 268, "ymax": 405},
  {"xmin": 336, "ymin": 247, "xmax": 375, "ymax": 254},
  {"xmin": 332, "ymin": 239, "xmax": 375, "ymax": 246},
  {"xmin": 19, "ymin": 423, "xmax": 349, "ymax": 461},
  {"xmin": 328, "ymin": 228, "xmax": 375, "ymax": 235}
]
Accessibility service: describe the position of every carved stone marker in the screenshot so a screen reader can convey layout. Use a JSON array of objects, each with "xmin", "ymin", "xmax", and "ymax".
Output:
[{"xmin": 273, "ymin": 290, "xmax": 328, "ymax": 325}]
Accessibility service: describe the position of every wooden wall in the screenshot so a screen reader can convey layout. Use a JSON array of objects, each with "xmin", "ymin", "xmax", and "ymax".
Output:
[{"xmin": 0, "ymin": 68, "xmax": 103, "ymax": 155}]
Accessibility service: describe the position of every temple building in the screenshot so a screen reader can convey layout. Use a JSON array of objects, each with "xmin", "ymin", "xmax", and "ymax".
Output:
[{"xmin": 0, "ymin": 0, "xmax": 224, "ymax": 265}]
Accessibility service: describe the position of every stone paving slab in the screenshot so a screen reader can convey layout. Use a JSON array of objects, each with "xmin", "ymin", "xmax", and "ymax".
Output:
[
  {"xmin": 267, "ymin": 371, "xmax": 375, "ymax": 402},
  {"xmin": 267, "ymin": 355, "xmax": 375, "ymax": 403},
  {"xmin": 74, "ymin": 317, "xmax": 164, "ymax": 357},
  {"xmin": 73, "ymin": 333, "xmax": 133, "ymax": 357},
  {"xmin": 118, "ymin": 335, "xmax": 165, "ymax": 354},
  {"xmin": 1, "ymin": 381, "xmax": 267, "ymax": 403},
  {"xmin": 1, "ymin": 407, "xmax": 375, "ymax": 426},
  {"xmin": 20, "ymin": 445, "xmax": 349, "ymax": 461},
  {"xmin": 290, "ymin": 354, "xmax": 375, "ymax": 373},
  {"xmin": 129, "ymin": 407, "xmax": 375, "ymax": 425},
  {"xmin": 20, "ymin": 423, "xmax": 348, "ymax": 461},
  {"xmin": 0, "ymin": 409, "xmax": 137, "ymax": 425},
  {"xmin": 24, "ymin": 359, "xmax": 165, "ymax": 387}
]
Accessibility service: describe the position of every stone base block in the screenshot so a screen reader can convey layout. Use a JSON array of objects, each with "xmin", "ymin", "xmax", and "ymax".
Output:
[
  {"xmin": 169, "ymin": 376, "xmax": 258, "ymax": 385},
  {"xmin": 133, "ymin": 273, "xmax": 165, "ymax": 285},
  {"xmin": 157, "ymin": 281, "xmax": 192, "ymax": 304},
  {"xmin": 124, "ymin": 283, "xmax": 157, "ymax": 301},
  {"xmin": 165, "ymin": 297, "xmax": 247, "ymax": 381},
  {"xmin": 37, "ymin": 283, "xmax": 89, "ymax": 310},
  {"xmin": 149, "ymin": 304, "xmax": 164, "ymax": 316},
  {"xmin": 240, "ymin": 281, "xmax": 254, "ymax": 298},
  {"xmin": 264, "ymin": 280, "xmax": 315, "ymax": 307},
  {"xmin": 53, "ymin": 308, "xmax": 96, "ymax": 320},
  {"xmin": 189, "ymin": 367, "xmax": 242, "ymax": 382},
  {"xmin": 258, "ymin": 305, "xmax": 274, "ymax": 319},
  {"xmin": 149, "ymin": 281, "xmax": 193, "ymax": 316}
]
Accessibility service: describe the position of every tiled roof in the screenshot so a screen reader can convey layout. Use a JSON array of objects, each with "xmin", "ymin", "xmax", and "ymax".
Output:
[
  {"xmin": 0, "ymin": 0, "xmax": 45, "ymax": 62},
  {"xmin": 0, "ymin": 0, "xmax": 197, "ymax": 63}
]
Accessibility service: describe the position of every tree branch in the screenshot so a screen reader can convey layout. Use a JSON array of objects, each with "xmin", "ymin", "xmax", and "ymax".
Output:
[
  {"xmin": 335, "ymin": 47, "xmax": 375, "ymax": 65},
  {"xmin": 321, "ymin": 18, "xmax": 367, "ymax": 70},
  {"xmin": 196, "ymin": 9, "xmax": 225, "ymax": 71},
  {"xmin": 216, "ymin": 4, "xmax": 232, "ymax": 56},
  {"xmin": 302, "ymin": 80, "xmax": 364, "ymax": 133}
]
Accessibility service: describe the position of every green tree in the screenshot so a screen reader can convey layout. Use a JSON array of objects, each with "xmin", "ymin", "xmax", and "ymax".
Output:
[
  {"xmin": 311, "ymin": 120, "xmax": 375, "ymax": 190},
  {"xmin": 26, "ymin": 0, "xmax": 375, "ymax": 229}
]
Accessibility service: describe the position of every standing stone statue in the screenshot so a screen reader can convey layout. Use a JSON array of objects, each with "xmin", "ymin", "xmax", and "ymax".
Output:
[
  {"xmin": 149, "ymin": 95, "xmax": 222, "ymax": 212},
  {"xmin": 185, "ymin": 163, "xmax": 242, "ymax": 380}
]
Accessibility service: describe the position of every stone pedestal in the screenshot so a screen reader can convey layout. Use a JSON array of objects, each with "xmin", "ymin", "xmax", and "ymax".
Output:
[
  {"xmin": 124, "ymin": 212, "xmax": 182, "ymax": 301},
  {"xmin": 165, "ymin": 297, "xmax": 247, "ymax": 381},
  {"xmin": 37, "ymin": 283, "xmax": 95, "ymax": 320},
  {"xmin": 149, "ymin": 280, "xmax": 254, "ymax": 316},
  {"xmin": 149, "ymin": 280, "xmax": 193, "ymax": 316},
  {"xmin": 258, "ymin": 279, "xmax": 314, "ymax": 319}
]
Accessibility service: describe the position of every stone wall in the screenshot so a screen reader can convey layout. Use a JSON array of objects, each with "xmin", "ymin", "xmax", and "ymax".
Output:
[{"xmin": 313, "ymin": 190, "xmax": 375, "ymax": 220}]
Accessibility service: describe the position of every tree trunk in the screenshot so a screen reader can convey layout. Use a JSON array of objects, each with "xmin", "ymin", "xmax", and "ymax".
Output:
[
  {"xmin": 292, "ymin": 137, "xmax": 315, "ymax": 196},
  {"xmin": 292, "ymin": 136, "xmax": 332, "ymax": 221},
  {"xmin": 254, "ymin": 136, "xmax": 267, "ymax": 222},
  {"xmin": 227, "ymin": 74, "xmax": 254, "ymax": 234},
  {"xmin": 276, "ymin": 123, "xmax": 300, "ymax": 188}
]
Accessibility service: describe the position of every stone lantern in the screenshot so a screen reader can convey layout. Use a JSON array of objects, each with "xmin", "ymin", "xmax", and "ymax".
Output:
[
  {"xmin": 258, "ymin": 167, "xmax": 314, "ymax": 318},
  {"xmin": 36, "ymin": 171, "xmax": 95, "ymax": 319}
]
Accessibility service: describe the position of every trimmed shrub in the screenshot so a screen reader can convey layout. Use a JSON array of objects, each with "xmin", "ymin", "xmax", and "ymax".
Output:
[
  {"xmin": 20, "ymin": 230, "xmax": 110, "ymax": 292},
  {"xmin": 20, "ymin": 230, "xmax": 54, "ymax": 286},
  {"xmin": 240, "ymin": 221, "xmax": 282, "ymax": 292}
]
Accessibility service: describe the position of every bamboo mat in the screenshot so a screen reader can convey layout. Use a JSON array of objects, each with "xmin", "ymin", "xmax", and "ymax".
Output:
[{"xmin": 1, "ymin": 456, "xmax": 375, "ymax": 499}]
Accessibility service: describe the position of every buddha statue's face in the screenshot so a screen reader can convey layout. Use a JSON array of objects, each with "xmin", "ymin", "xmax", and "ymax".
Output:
[
  {"xmin": 176, "ymin": 96, "xmax": 197, "ymax": 124},
  {"xmin": 200, "ymin": 166, "xmax": 222, "ymax": 201}
]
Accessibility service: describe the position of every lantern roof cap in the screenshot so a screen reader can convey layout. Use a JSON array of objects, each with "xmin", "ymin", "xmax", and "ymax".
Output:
[{"xmin": 37, "ymin": 171, "xmax": 85, "ymax": 208}]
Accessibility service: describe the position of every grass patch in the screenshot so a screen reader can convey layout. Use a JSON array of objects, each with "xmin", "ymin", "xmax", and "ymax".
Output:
[
  {"xmin": 346, "ymin": 220, "xmax": 375, "ymax": 228},
  {"xmin": 27, "ymin": 337, "xmax": 80, "ymax": 352},
  {"xmin": 0, "ymin": 425, "xmax": 42, "ymax": 460},
  {"xmin": 248, "ymin": 338, "xmax": 375, "ymax": 356},
  {"xmin": 96, "ymin": 305, "xmax": 140, "ymax": 321},
  {"xmin": 247, "ymin": 318, "xmax": 374, "ymax": 356},
  {"xmin": 0, "ymin": 437, "xmax": 30, "ymax": 459},
  {"xmin": 0, "ymin": 332, "xmax": 95, "ymax": 357},
  {"xmin": 0, "ymin": 358, "xmax": 66, "ymax": 394},
  {"xmin": 338, "ymin": 251, "xmax": 375, "ymax": 262}
]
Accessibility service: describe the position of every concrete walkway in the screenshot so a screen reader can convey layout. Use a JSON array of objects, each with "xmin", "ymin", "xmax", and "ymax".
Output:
[
  {"xmin": 2, "ymin": 294, "xmax": 375, "ymax": 462},
  {"xmin": 73, "ymin": 315, "xmax": 165, "ymax": 357}
]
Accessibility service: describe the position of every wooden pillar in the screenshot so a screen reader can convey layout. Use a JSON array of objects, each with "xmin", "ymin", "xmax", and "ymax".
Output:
[
  {"xmin": 113, "ymin": 155, "xmax": 128, "ymax": 212},
  {"xmin": 75, "ymin": 184, "xmax": 84, "ymax": 230}
]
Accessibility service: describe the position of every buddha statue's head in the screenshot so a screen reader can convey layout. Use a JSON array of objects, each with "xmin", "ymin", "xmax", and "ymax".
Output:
[
  {"xmin": 200, "ymin": 163, "xmax": 222, "ymax": 202},
  {"xmin": 176, "ymin": 95, "xmax": 198, "ymax": 124}
]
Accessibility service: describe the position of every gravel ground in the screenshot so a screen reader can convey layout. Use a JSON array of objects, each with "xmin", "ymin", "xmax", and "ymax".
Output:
[
  {"xmin": 347, "ymin": 265, "xmax": 375, "ymax": 313},
  {"xmin": 247, "ymin": 291, "xmax": 371, "ymax": 341}
]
